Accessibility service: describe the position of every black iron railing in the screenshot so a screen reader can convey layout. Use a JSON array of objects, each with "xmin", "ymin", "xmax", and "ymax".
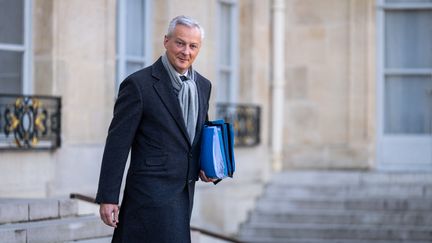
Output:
[
  {"xmin": 0, "ymin": 94, "xmax": 61, "ymax": 150},
  {"xmin": 216, "ymin": 103, "xmax": 261, "ymax": 147}
]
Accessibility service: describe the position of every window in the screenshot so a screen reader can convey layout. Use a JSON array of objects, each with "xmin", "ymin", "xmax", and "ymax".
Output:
[
  {"xmin": 378, "ymin": 0, "xmax": 432, "ymax": 134},
  {"xmin": 116, "ymin": 0, "xmax": 152, "ymax": 93},
  {"xmin": 0, "ymin": 0, "xmax": 32, "ymax": 94},
  {"xmin": 217, "ymin": 0, "xmax": 238, "ymax": 103},
  {"xmin": 377, "ymin": 0, "xmax": 432, "ymax": 167}
]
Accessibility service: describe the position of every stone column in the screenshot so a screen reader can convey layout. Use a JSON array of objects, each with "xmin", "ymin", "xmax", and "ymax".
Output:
[{"xmin": 271, "ymin": 0, "xmax": 285, "ymax": 172}]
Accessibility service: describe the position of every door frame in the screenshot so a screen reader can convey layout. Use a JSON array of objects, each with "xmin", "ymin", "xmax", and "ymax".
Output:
[{"xmin": 376, "ymin": 0, "xmax": 432, "ymax": 171}]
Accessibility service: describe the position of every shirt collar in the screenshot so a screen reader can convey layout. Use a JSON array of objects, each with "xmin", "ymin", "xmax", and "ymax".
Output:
[{"xmin": 176, "ymin": 70, "xmax": 188, "ymax": 79}]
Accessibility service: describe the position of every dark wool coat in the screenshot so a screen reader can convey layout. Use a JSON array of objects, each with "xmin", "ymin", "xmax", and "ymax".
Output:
[{"xmin": 95, "ymin": 57, "xmax": 212, "ymax": 243}]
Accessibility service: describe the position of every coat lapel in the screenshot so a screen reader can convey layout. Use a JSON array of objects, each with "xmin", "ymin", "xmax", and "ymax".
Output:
[
  {"xmin": 192, "ymin": 76, "xmax": 207, "ymax": 147},
  {"xmin": 152, "ymin": 59, "xmax": 191, "ymax": 145}
]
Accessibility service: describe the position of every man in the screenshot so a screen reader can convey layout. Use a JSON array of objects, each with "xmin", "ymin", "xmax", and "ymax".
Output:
[{"xmin": 96, "ymin": 16, "xmax": 214, "ymax": 242}]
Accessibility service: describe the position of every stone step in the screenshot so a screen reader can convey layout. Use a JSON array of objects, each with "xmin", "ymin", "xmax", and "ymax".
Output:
[
  {"xmin": 0, "ymin": 215, "xmax": 113, "ymax": 243},
  {"xmin": 263, "ymin": 184, "xmax": 432, "ymax": 198},
  {"xmin": 238, "ymin": 222, "xmax": 432, "ymax": 241},
  {"xmin": 65, "ymin": 237, "xmax": 112, "ymax": 243},
  {"xmin": 238, "ymin": 236, "xmax": 432, "ymax": 243},
  {"xmin": 238, "ymin": 171, "xmax": 432, "ymax": 242},
  {"xmin": 271, "ymin": 171, "xmax": 432, "ymax": 186},
  {"xmin": 248, "ymin": 209, "xmax": 432, "ymax": 225},
  {"xmin": 0, "ymin": 198, "xmax": 78, "ymax": 224},
  {"xmin": 255, "ymin": 197, "xmax": 432, "ymax": 211}
]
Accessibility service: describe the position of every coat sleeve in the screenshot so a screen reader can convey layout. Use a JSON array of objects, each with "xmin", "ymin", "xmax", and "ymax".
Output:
[{"xmin": 95, "ymin": 79, "xmax": 143, "ymax": 204}]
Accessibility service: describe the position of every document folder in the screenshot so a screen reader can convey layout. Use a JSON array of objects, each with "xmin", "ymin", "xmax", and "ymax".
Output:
[{"xmin": 200, "ymin": 120, "xmax": 236, "ymax": 179}]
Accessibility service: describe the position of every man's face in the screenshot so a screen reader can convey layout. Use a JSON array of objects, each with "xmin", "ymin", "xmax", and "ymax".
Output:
[{"xmin": 164, "ymin": 24, "xmax": 202, "ymax": 74}]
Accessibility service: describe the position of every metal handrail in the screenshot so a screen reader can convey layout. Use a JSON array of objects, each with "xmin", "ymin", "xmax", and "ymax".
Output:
[
  {"xmin": 190, "ymin": 226, "xmax": 244, "ymax": 243},
  {"xmin": 70, "ymin": 193, "xmax": 244, "ymax": 243}
]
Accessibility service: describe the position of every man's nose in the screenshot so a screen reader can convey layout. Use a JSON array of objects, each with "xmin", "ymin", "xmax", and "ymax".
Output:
[{"xmin": 181, "ymin": 45, "xmax": 191, "ymax": 55}]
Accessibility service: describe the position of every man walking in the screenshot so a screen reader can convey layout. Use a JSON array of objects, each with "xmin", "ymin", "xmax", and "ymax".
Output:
[{"xmin": 96, "ymin": 15, "xmax": 214, "ymax": 242}]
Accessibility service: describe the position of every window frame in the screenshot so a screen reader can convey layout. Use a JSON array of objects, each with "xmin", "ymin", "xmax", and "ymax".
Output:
[
  {"xmin": 376, "ymin": 0, "xmax": 432, "ymax": 169},
  {"xmin": 216, "ymin": 0, "xmax": 239, "ymax": 103},
  {"xmin": 377, "ymin": 0, "xmax": 432, "ymax": 137},
  {"xmin": 0, "ymin": 0, "xmax": 33, "ymax": 95},
  {"xmin": 116, "ymin": 0, "xmax": 152, "ymax": 94}
]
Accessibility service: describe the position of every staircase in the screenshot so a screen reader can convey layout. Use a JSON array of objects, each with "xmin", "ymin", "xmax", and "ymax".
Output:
[
  {"xmin": 238, "ymin": 170, "xmax": 432, "ymax": 243},
  {"xmin": 0, "ymin": 198, "xmax": 112, "ymax": 243}
]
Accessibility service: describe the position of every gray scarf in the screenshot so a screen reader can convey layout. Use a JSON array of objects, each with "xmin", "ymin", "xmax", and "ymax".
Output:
[{"xmin": 161, "ymin": 54, "xmax": 199, "ymax": 144}]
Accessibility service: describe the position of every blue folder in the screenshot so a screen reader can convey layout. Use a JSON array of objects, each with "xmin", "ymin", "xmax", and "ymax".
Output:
[{"xmin": 200, "ymin": 120, "xmax": 236, "ymax": 179}]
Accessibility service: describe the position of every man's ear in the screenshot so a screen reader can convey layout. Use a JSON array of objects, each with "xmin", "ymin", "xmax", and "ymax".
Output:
[{"xmin": 163, "ymin": 35, "xmax": 169, "ymax": 46}]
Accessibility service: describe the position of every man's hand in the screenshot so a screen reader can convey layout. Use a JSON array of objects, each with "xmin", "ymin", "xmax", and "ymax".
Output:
[
  {"xmin": 99, "ymin": 203, "xmax": 119, "ymax": 228},
  {"xmin": 199, "ymin": 170, "xmax": 217, "ymax": 183}
]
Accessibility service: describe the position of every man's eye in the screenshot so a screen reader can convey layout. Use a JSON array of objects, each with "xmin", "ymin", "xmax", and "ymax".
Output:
[
  {"xmin": 176, "ymin": 41, "xmax": 185, "ymax": 46},
  {"xmin": 190, "ymin": 45, "xmax": 198, "ymax": 50}
]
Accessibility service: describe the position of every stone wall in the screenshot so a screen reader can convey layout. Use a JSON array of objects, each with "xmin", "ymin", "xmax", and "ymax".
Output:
[
  {"xmin": 0, "ymin": 0, "xmax": 273, "ymax": 235},
  {"xmin": 0, "ymin": 0, "xmax": 378, "ymax": 236},
  {"xmin": 1, "ymin": 0, "xmax": 116, "ymax": 197},
  {"xmin": 282, "ymin": 0, "xmax": 376, "ymax": 169}
]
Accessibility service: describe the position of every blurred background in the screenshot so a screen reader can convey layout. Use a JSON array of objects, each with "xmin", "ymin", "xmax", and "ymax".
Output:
[{"xmin": 1, "ymin": 0, "xmax": 431, "ymax": 242}]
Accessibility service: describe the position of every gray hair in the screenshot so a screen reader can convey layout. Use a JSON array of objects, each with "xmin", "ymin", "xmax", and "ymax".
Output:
[{"xmin": 167, "ymin": 15, "xmax": 205, "ymax": 40}]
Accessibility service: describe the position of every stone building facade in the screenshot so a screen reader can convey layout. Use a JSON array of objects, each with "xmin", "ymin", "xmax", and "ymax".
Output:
[{"xmin": 1, "ymin": 0, "xmax": 430, "ymax": 235}]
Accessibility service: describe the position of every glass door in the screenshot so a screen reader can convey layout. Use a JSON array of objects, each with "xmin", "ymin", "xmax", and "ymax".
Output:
[{"xmin": 377, "ymin": 0, "xmax": 432, "ymax": 169}]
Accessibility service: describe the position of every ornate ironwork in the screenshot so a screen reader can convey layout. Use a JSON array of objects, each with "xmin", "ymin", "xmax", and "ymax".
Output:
[
  {"xmin": 0, "ymin": 94, "xmax": 61, "ymax": 150},
  {"xmin": 216, "ymin": 103, "xmax": 261, "ymax": 147}
]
